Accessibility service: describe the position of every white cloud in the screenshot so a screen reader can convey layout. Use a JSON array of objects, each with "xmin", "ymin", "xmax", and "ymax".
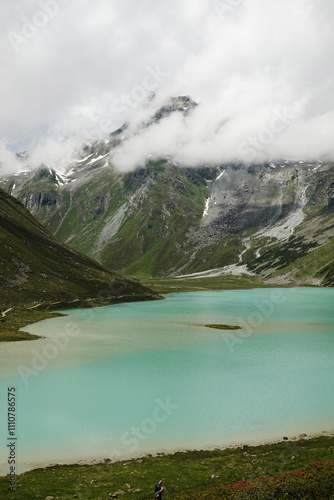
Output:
[
  {"xmin": 0, "ymin": 0, "xmax": 333, "ymax": 173},
  {"xmin": 0, "ymin": 140, "xmax": 23, "ymax": 175}
]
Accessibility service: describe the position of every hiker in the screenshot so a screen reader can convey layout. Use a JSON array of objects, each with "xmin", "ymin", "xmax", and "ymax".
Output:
[{"xmin": 155, "ymin": 479, "xmax": 164, "ymax": 499}]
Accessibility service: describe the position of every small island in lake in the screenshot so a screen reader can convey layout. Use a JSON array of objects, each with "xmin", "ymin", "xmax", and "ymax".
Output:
[{"xmin": 205, "ymin": 324, "xmax": 241, "ymax": 330}]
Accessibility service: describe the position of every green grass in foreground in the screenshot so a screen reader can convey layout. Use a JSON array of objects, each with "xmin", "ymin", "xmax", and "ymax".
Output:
[
  {"xmin": 1, "ymin": 436, "xmax": 333, "ymax": 499},
  {"xmin": 0, "ymin": 309, "xmax": 64, "ymax": 342}
]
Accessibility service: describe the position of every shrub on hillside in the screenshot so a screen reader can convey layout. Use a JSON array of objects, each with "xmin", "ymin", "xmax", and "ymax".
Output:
[{"xmin": 187, "ymin": 461, "xmax": 334, "ymax": 499}]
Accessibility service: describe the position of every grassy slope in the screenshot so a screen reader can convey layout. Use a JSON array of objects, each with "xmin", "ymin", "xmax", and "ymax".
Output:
[
  {"xmin": 10, "ymin": 161, "xmax": 334, "ymax": 284},
  {"xmin": 269, "ymin": 236, "xmax": 334, "ymax": 285},
  {"xmin": 0, "ymin": 188, "xmax": 159, "ymax": 341},
  {"xmin": 17, "ymin": 161, "xmax": 209, "ymax": 278},
  {"xmin": 0, "ymin": 436, "xmax": 333, "ymax": 499},
  {"xmin": 0, "ymin": 309, "xmax": 64, "ymax": 342},
  {"xmin": 100, "ymin": 162, "xmax": 209, "ymax": 277},
  {"xmin": 122, "ymin": 164, "xmax": 334, "ymax": 282},
  {"xmin": 8, "ymin": 162, "xmax": 250, "ymax": 278},
  {"xmin": 19, "ymin": 167, "xmax": 127, "ymax": 258},
  {"xmin": 247, "ymin": 196, "xmax": 334, "ymax": 285},
  {"xmin": 142, "ymin": 274, "xmax": 270, "ymax": 294},
  {"xmin": 54, "ymin": 174, "xmax": 126, "ymax": 257}
]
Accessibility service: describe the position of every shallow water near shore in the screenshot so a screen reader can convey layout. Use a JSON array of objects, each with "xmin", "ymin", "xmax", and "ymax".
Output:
[{"xmin": 0, "ymin": 288, "xmax": 333, "ymax": 473}]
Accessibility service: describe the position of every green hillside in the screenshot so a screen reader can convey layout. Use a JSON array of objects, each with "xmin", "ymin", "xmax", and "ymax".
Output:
[{"xmin": 0, "ymin": 188, "xmax": 159, "ymax": 340}]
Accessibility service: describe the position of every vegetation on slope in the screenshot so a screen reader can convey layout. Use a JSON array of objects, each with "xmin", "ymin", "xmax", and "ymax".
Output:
[
  {"xmin": 99, "ymin": 161, "xmax": 208, "ymax": 277},
  {"xmin": 3, "ymin": 152, "xmax": 334, "ymax": 285},
  {"xmin": 248, "ymin": 192, "xmax": 334, "ymax": 285},
  {"xmin": 186, "ymin": 461, "xmax": 334, "ymax": 499},
  {"xmin": 0, "ymin": 188, "xmax": 160, "ymax": 341},
  {"xmin": 141, "ymin": 275, "xmax": 270, "ymax": 294},
  {"xmin": 0, "ymin": 436, "xmax": 333, "ymax": 500}
]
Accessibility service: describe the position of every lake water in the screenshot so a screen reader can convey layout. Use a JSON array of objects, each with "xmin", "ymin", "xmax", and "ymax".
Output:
[{"xmin": 0, "ymin": 288, "xmax": 334, "ymax": 473}]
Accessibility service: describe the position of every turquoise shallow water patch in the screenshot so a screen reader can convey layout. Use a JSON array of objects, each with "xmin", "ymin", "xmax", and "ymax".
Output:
[{"xmin": 0, "ymin": 288, "xmax": 333, "ymax": 472}]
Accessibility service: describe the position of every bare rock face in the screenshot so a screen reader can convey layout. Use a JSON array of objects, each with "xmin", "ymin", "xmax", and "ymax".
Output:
[{"xmin": 152, "ymin": 95, "xmax": 198, "ymax": 121}]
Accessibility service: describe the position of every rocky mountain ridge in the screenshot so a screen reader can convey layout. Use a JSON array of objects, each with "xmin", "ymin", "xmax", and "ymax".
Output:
[{"xmin": 1, "ymin": 96, "xmax": 333, "ymax": 286}]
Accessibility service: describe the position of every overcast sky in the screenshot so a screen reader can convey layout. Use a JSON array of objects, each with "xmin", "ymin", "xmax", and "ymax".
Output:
[{"xmin": 0, "ymin": 0, "xmax": 334, "ymax": 173}]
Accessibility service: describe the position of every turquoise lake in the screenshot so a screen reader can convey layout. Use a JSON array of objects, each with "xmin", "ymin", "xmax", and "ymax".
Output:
[{"xmin": 0, "ymin": 288, "xmax": 334, "ymax": 473}]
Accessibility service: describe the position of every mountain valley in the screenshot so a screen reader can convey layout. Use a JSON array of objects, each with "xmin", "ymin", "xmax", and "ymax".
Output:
[{"xmin": 1, "ymin": 96, "xmax": 333, "ymax": 287}]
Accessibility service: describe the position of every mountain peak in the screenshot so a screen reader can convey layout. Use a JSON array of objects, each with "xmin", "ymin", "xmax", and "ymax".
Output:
[
  {"xmin": 16, "ymin": 151, "xmax": 30, "ymax": 161},
  {"xmin": 109, "ymin": 95, "xmax": 198, "ymax": 143},
  {"xmin": 152, "ymin": 95, "xmax": 198, "ymax": 122}
]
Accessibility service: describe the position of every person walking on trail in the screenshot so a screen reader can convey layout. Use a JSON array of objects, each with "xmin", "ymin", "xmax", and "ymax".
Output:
[{"xmin": 155, "ymin": 479, "xmax": 164, "ymax": 499}]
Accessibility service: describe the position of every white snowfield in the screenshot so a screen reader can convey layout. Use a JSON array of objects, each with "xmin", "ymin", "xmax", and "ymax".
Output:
[
  {"xmin": 87, "ymin": 153, "xmax": 110, "ymax": 165},
  {"xmin": 74, "ymin": 154, "xmax": 94, "ymax": 163}
]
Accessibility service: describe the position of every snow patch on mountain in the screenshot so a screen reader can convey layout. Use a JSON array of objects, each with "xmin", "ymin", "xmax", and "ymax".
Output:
[
  {"xmin": 203, "ymin": 197, "xmax": 211, "ymax": 217},
  {"xmin": 87, "ymin": 153, "xmax": 110, "ymax": 165}
]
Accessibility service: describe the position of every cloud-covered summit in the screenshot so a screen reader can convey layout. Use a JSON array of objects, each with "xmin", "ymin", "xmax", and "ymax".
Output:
[{"xmin": 0, "ymin": 0, "xmax": 333, "ymax": 173}]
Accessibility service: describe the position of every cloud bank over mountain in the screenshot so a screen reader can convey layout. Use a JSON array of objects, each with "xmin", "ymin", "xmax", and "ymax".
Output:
[{"xmin": 0, "ymin": 0, "xmax": 333, "ymax": 173}]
